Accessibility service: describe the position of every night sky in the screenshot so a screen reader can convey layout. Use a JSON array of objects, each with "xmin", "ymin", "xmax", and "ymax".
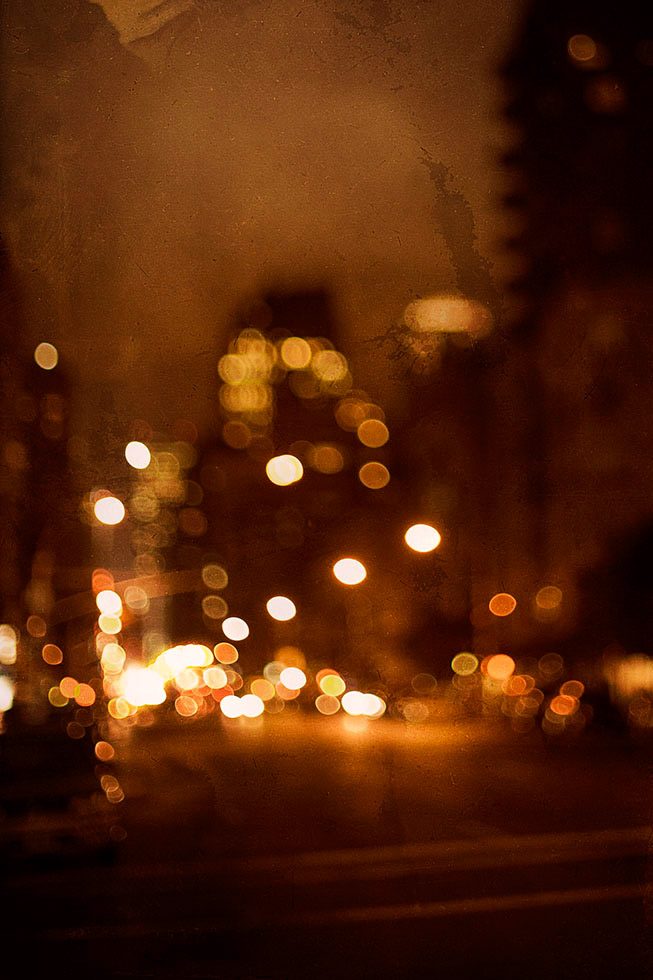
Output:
[{"xmin": 1, "ymin": 0, "xmax": 522, "ymax": 446}]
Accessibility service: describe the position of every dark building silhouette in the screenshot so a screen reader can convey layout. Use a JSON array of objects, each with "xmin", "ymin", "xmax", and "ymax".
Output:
[{"xmin": 498, "ymin": 1, "xmax": 653, "ymax": 653}]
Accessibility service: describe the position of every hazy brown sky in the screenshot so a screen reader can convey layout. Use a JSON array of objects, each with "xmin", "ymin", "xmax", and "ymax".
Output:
[{"xmin": 2, "ymin": 0, "xmax": 524, "ymax": 446}]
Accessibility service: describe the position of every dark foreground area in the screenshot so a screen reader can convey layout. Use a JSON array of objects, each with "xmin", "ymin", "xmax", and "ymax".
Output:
[{"xmin": 4, "ymin": 715, "xmax": 652, "ymax": 978}]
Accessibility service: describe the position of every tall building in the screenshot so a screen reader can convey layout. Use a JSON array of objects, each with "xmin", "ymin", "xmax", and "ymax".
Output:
[{"xmin": 499, "ymin": 0, "xmax": 653, "ymax": 652}]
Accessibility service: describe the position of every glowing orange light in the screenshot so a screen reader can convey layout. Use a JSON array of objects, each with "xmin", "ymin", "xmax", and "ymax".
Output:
[
  {"xmin": 358, "ymin": 461, "xmax": 390, "ymax": 489},
  {"xmin": 60, "ymin": 677, "xmax": 78, "ymax": 699},
  {"xmin": 92, "ymin": 568, "xmax": 115, "ymax": 593},
  {"xmin": 95, "ymin": 741, "xmax": 115, "ymax": 761},
  {"xmin": 405, "ymin": 524, "xmax": 441, "ymax": 553},
  {"xmin": 42, "ymin": 643, "xmax": 63, "ymax": 666},
  {"xmin": 214, "ymin": 642, "xmax": 239, "ymax": 664},
  {"xmin": 34, "ymin": 342, "xmax": 58, "ymax": 370},
  {"xmin": 333, "ymin": 558, "xmax": 367, "ymax": 585},
  {"xmin": 74, "ymin": 683, "xmax": 96, "ymax": 707},
  {"xmin": 316, "ymin": 694, "xmax": 341, "ymax": 715},
  {"xmin": 567, "ymin": 34, "xmax": 597, "ymax": 63},
  {"xmin": 280, "ymin": 336, "xmax": 312, "ymax": 369},
  {"xmin": 403, "ymin": 295, "xmax": 492, "ymax": 336},
  {"xmin": 26, "ymin": 615, "xmax": 47, "ymax": 638},
  {"xmin": 488, "ymin": 593, "xmax": 517, "ymax": 617},
  {"xmin": 485, "ymin": 654, "xmax": 516, "ymax": 682},
  {"xmin": 250, "ymin": 678, "xmax": 275, "ymax": 701},
  {"xmin": 357, "ymin": 419, "xmax": 389, "ymax": 448},
  {"xmin": 560, "ymin": 680, "xmax": 585, "ymax": 699},
  {"xmin": 175, "ymin": 695, "xmax": 199, "ymax": 717},
  {"xmin": 550, "ymin": 694, "xmax": 578, "ymax": 717}
]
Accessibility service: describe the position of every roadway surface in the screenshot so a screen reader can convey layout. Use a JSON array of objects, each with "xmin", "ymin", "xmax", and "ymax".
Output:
[{"xmin": 5, "ymin": 713, "xmax": 653, "ymax": 978}]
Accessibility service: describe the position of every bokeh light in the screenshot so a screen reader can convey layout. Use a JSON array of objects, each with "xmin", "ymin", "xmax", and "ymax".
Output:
[
  {"xmin": 488, "ymin": 593, "xmax": 517, "ymax": 617},
  {"xmin": 316, "ymin": 694, "xmax": 341, "ymax": 715},
  {"xmin": 266, "ymin": 454, "xmax": 303, "ymax": 486},
  {"xmin": 358, "ymin": 461, "xmax": 390, "ymax": 489},
  {"xmin": 94, "ymin": 495, "xmax": 126, "ymax": 526},
  {"xmin": 485, "ymin": 654, "xmax": 516, "ymax": 681},
  {"xmin": 319, "ymin": 672, "xmax": 346, "ymax": 696},
  {"xmin": 96, "ymin": 589, "xmax": 123, "ymax": 616},
  {"xmin": 220, "ymin": 695, "xmax": 243, "ymax": 718},
  {"xmin": 280, "ymin": 336, "xmax": 312, "ymax": 369},
  {"xmin": 201, "ymin": 564, "xmax": 228, "ymax": 590},
  {"xmin": 535, "ymin": 586, "xmax": 563, "ymax": 610},
  {"xmin": 404, "ymin": 524, "xmax": 441, "ymax": 553},
  {"xmin": 214, "ymin": 642, "xmax": 239, "ymax": 664},
  {"xmin": 333, "ymin": 558, "xmax": 367, "ymax": 585},
  {"xmin": 121, "ymin": 666, "xmax": 166, "ymax": 707},
  {"xmin": 357, "ymin": 419, "xmax": 389, "ymax": 448},
  {"xmin": 125, "ymin": 441, "xmax": 151, "ymax": 469},
  {"xmin": 240, "ymin": 694, "xmax": 265, "ymax": 718},
  {"xmin": 222, "ymin": 617, "xmax": 249, "ymax": 641},
  {"xmin": 42, "ymin": 643, "xmax": 63, "ymax": 666},
  {"xmin": 451, "ymin": 652, "xmax": 478, "ymax": 676},
  {"xmin": 266, "ymin": 596, "xmax": 297, "ymax": 621},
  {"xmin": 279, "ymin": 667, "xmax": 306, "ymax": 690},
  {"xmin": 34, "ymin": 342, "xmax": 58, "ymax": 370}
]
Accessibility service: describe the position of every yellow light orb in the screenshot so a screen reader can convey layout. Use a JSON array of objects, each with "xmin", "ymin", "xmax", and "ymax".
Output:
[
  {"xmin": 279, "ymin": 666, "xmax": 306, "ymax": 691},
  {"xmin": 266, "ymin": 454, "xmax": 303, "ymax": 486},
  {"xmin": 202, "ymin": 564, "xmax": 228, "ymax": 590},
  {"xmin": 125, "ymin": 441, "xmax": 151, "ymax": 469},
  {"xmin": 97, "ymin": 614, "xmax": 122, "ymax": 635},
  {"xmin": 266, "ymin": 595, "xmax": 297, "ymax": 622},
  {"xmin": 404, "ymin": 523, "xmax": 441, "ymax": 553},
  {"xmin": 333, "ymin": 558, "xmax": 367, "ymax": 586},
  {"xmin": 319, "ymin": 673, "xmax": 346, "ymax": 697},
  {"xmin": 451, "ymin": 652, "xmax": 478, "ymax": 676},
  {"xmin": 96, "ymin": 589, "xmax": 122, "ymax": 616},
  {"xmin": 280, "ymin": 336, "xmax": 312, "ymax": 370},
  {"xmin": 34, "ymin": 342, "xmax": 58, "ymax": 370},
  {"xmin": 222, "ymin": 617, "xmax": 249, "ymax": 641},
  {"xmin": 94, "ymin": 495, "xmax": 126, "ymax": 526}
]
